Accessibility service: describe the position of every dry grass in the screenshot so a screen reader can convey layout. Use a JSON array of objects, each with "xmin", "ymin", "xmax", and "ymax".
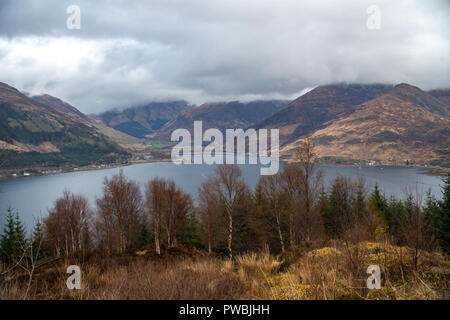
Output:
[{"xmin": 1, "ymin": 242, "xmax": 449, "ymax": 300}]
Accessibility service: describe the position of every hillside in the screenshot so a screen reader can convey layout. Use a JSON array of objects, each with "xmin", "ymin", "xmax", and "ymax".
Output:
[
  {"xmin": 32, "ymin": 94, "xmax": 146, "ymax": 150},
  {"xmin": 429, "ymin": 89, "xmax": 450, "ymax": 112},
  {"xmin": 255, "ymin": 84, "xmax": 393, "ymax": 144},
  {"xmin": 98, "ymin": 101, "xmax": 191, "ymax": 138},
  {"xmin": 0, "ymin": 82, "xmax": 128, "ymax": 168},
  {"xmin": 283, "ymin": 84, "xmax": 450, "ymax": 166},
  {"xmin": 154, "ymin": 100, "xmax": 289, "ymax": 140},
  {"xmin": 31, "ymin": 94, "xmax": 92, "ymax": 124}
]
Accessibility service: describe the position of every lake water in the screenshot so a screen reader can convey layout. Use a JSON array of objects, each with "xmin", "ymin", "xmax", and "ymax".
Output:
[{"xmin": 0, "ymin": 161, "xmax": 445, "ymax": 230}]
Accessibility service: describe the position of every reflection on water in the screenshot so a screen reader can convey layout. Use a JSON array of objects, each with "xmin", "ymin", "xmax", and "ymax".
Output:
[{"xmin": 0, "ymin": 161, "xmax": 445, "ymax": 230}]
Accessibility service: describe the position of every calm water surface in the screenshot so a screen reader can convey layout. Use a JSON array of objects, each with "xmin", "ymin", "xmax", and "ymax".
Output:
[{"xmin": 0, "ymin": 162, "xmax": 445, "ymax": 230}]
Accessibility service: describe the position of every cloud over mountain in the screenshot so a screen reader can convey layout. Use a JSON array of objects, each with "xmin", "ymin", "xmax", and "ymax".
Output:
[{"xmin": 0, "ymin": 0, "xmax": 448, "ymax": 113}]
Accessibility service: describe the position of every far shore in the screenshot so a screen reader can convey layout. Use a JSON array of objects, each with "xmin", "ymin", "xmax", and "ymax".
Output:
[{"xmin": 0, "ymin": 155, "xmax": 448, "ymax": 181}]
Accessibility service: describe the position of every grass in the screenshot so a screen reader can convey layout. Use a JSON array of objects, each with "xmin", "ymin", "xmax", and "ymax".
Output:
[
  {"xmin": 1, "ymin": 242, "xmax": 448, "ymax": 300},
  {"xmin": 147, "ymin": 141, "xmax": 175, "ymax": 150}
]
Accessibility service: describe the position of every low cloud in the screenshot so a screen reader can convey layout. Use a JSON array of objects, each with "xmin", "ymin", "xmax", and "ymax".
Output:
[{"xmin": 0, "ymin": 0, "xmax": 448, "ymax": 113}]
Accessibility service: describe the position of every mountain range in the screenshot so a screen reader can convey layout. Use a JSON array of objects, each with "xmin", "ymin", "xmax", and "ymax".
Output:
[
  {"xmin": 95, "ymin": 102, "xmax": 191, "ymax": 138},
  {"xmin": 152, "ymin": 100, "xmax": 289, "ymax": 140},
  {"xmin": 0, "ymin": 81, "xmax": 449, "ymax": 169}
]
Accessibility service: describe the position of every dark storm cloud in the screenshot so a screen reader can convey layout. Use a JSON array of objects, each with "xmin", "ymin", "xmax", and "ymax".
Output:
[{"xmin": 0, "ymin": 0, "xmax": 448, "ymax": 113}]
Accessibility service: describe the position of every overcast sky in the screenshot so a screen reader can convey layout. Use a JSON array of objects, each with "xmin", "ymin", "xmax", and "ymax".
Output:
[{"xmin": 0, "ymin": 0, "xmax": 448, "ymax": 114}]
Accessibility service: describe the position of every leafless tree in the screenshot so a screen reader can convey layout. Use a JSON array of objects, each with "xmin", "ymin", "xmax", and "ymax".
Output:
[
  {"xmin": 145, "ymin": 178, "xmax": 166, "ymax": 255},
  {"xmin": 44, "ymin": 190, "xmax": 92, "ymax": 256},
  {"xmin": 198, "ymin": 178, "xmax": 223, "ymax": 254},
  {"xmin": 280, "ymin": 164, "xmax": 302, "ymax": 248},
  {"xmin": 257, "ymin": 173, "xmax": 287, "ymax": 252},
  {"xmin": 145, "ymin": 178, "xmax": 192, "ymax": 253},
  {"xmin": 213, "ymin": 165, "xmax": 248, "ymax": 259},
  {"xmin": 164, "ymin": 180, "xmax": 193, "ymax": 247},
  {"xmin": 399, "ymin": 189, "xmax": 435, "ymax": 269},
  {"xmin": 96, "ymin": 171, "xmax": 143, "ymax": 254},
  {"xmin": 294, "ymin": 137, "xmax": 324, "ymax": 243}
]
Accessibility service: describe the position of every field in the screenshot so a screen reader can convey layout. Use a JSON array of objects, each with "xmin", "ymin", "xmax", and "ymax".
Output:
[{"xmin": 1, "ymin": 241, "xmax": 448, "ymax": 300}]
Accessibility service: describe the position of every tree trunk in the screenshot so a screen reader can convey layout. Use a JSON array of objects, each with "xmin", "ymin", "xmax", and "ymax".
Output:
[
  {"xmin": 207, "ymin": 217, "xmax": 212, "ymax": 254},
  {"xmin": 154, "ymin": 214, "xmax": 161, "ymax": 255},
  {"xmin": 289, "ymin": 206, "xmax": 295, "ymax": 248},
  {"xmin": 227, "ymin": 208, "xmax": 233, "ymax": 259},
  {"xmin": 276, "ymin": 215, "xmax": 285, "ymax": 253}
]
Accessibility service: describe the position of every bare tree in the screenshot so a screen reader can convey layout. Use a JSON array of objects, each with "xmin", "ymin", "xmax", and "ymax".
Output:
[
  {"xmin": 44, "ymin": 190, "xmax": 92, "ymax": 256},
  {"xmin": 96, "ymin": 171, "xmax": 143, "ymax": 254},
  {"xmin": 145, "ymin": 178, "xmax": 193, "ymax": 253},
  {"xmin": 399, "ymin": 190, "xmax": 435, "ymax": 269},
  {"xmin": 145, "ymin": 178, "xmax": 166, "ymax": 255},
  {"xmin": 280, "ymin": 164, "xmax": 301, "ymax": 248},
  {"xmin": 294, "ymin": 137, "xmax": 324, "ymax": 243},
  {"xmin": 213, "ymin": 165, "xmax": 248, "ymax": 259},
  {"xmin": 198, "ymin": 178, "xmax": 222, "ymax": 254},
  {"xmin": 257, "ymin": 173, "xmax": 287, "ymax": 252},
  {"xmin": 164, "ymin": 180, "xmax": 193, "ymax": 247}
]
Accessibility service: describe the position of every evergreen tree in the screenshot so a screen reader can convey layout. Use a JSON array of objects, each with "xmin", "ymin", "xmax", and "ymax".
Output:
[
  {"xmin": 0, "ymin": 209, "xmax": 16, "ymax": 263},
  {"xmin": 369, "ymin": 184, "xmax": 389, "ymax": 228},
  {"xmin": 182, "ymin": 213, "xmax": 203, "ymax": 249},
  {"xmin": 30, "ymin": 220, "xmax": 44, "ymax": 260},
  {"xmin": 432, "ymin": 174, "xmax": 450, "ymax": 254},
  {"xmin": 14, "ymin": 212, "xmax": 27, "ymax": 248},
  {"xmin": 136, "ymin": 223, "xmax": 152, "ymax": 249},
  {"xmin": 0, "ymin": 208, "xmax": 27, "ymax": 263}
]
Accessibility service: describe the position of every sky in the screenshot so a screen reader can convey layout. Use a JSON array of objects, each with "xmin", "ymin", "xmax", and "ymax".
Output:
[{"xmin": 0, "ymin": 0, "xmax": 449, "ymax": 114}]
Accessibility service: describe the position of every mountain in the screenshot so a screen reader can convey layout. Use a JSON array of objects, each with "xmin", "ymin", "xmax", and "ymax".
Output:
[
  {"xmin": 154, "ymin": 100, "xmax": 289, "ymax": 140},
  {"xmin": 428, "ymin": 89, "xmax": 450, "ymax": 112},
  {"xmin": 0, "ymin": 82, "xmax": 127, "ymax": 168},
  {"xmin": 282, "ymin": 84, "xmax": 450, "ymax": 166},
  {"xmin": 32, "ymin": 94, "xmax": 144, "ymax": 148},
  {"xmin": 32, "ymin": 94, "xmax": 92, "ymax": 124},
  {"xmin": 97, "ymin": 101, "xmax": 191, "ymax": 138},
  {"xmin": 255, "ymin": 83, "xmax": 393, "ymax": 144}
]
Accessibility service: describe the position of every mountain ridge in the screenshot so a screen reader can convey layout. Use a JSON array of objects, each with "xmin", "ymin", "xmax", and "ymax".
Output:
[
  {"xmin": 97, "ymin": 101, "xmax": 191, "ymax": 138},
  {"xmin": 153, "ymin": 100, "xmax": 290, "ymax": 140},
  {"xmin": 254, "ymin": 83, "xmax": 394, "ymax": 144},
  {"xmin": 283, "ymin": 83, "xmax": 450, "ymax": 166}
]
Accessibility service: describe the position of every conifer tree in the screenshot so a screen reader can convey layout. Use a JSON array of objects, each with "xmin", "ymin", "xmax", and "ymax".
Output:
[
  {"xmin": 0, "ymin": 209, "xmax": 16, "ymax": 262},
  {"xmin": 434, "ymin": 174, "xmax": 450, "ymax": 254},
  {"xmin": 136, "ymin": 223, "xmax": 152, "ymax": 249},
  {"xmin": 0, "ymin": 208, "xmax": 27, "ymax": 263},
  {"xmin": 30, "ymin": 220, "xmax": 44, "ymax": 260}
]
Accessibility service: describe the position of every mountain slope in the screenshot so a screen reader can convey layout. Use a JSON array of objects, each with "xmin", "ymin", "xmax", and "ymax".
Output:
[
  {"xmin": 255, "ymin": 83, "xmax": 393, "ymax": 144},
  {"xmin": 428, "ymin": 89, "xmax": 450, "ymax": 113},
  {"xmin": 98, "ymin": 102, "xmax": 191, "ymax": 138},
  {"xmin": 32, "ymin": 94, "xmax": 92, "ymax": 124},
  {"xmin": 32, "ymin": 94, "xmax": 144, "ymax": 148},
  {"xmin": 154, "ymin": 100, "xmax": 289, "ymax": 140},
  {"xmin": 283, "ymin": 84, "xmax": 450, "ymax": 166},
  {"xmin": 0, "ymin": 82, "xmax": 127, "ymax": 168}
]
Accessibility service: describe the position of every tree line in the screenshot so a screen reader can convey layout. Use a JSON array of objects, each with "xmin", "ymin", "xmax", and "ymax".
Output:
[{"xmin": 1, "ymin": 139, "xmax": 449, "ymax": 265}]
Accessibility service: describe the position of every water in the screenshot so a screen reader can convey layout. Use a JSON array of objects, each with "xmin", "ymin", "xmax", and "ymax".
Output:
[{"xmin": 0, "ymin": 162, "xmax": 445, "ymax": 231}]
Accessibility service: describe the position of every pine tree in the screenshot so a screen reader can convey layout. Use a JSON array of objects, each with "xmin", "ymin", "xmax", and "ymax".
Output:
[
  {"xmin": 0, "ymin": 208, "xmax": 27, "ymax": 263},
  {"xmin": 136, "ymin": 223, "xmax": 152, "ymax": 249},
  {"xmin": 434, "ymin": 174, "xmax": 450, "ymax": 254},
  {"xmin": 182, "ymin": 213, "xmax": 203, "ymax": 249},
  {"xmin": 14, "ymin": 212, "xmax": 27, "ymax": 249},
  {"xmin": 0, "ymin": 209, "xmax": 16, "ymax": 263},
  {"xmin": 369, "ymin": 184, "xmax": 389, "ymax": 227},
  {"xmin": 30, "ymin": 220, "xmax": 44, "ymax": 260}
]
